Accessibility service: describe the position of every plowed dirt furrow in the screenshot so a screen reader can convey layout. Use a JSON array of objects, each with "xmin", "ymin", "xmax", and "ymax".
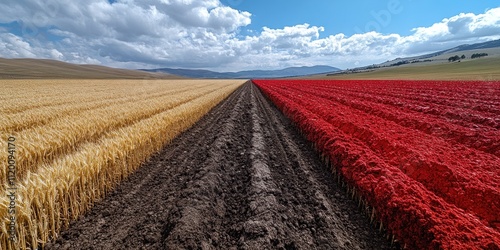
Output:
[{"xmin": 46, "ymin": 82, "xmax": 394, "ymax": 249}]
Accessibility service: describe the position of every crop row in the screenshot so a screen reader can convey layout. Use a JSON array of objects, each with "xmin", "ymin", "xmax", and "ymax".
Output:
[
  {"xmin": 254, "ymin": 79, "xmax": 500, "ymax": 249},
  {"xmin": 0, "ymin": 79, "xmax": 245, "ymax": 249},
  {"xmin": 1, "ymin": 82, "xmax": 208, "ymax": 132},
  {"xmin": 0, "ymin": 83, "xmax": 225, "ymax": 190}
]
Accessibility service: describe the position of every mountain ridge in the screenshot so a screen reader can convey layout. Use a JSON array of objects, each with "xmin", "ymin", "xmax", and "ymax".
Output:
[{"xmin": 142, "ymin": 65, "xmax": 341, "ymax": 79}]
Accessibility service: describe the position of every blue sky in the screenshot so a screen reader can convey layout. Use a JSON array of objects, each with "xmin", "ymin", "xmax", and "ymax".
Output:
[
  {"xmin": 0, "ymin": 0, "xmax": 499, "ymax": 71},
  {"xmin": 222, "ymin": 0, "xmax": 498, "ymax": 36}
]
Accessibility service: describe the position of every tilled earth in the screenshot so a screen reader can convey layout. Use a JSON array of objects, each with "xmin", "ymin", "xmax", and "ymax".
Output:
[{"xmin": 46, "ymin": 82, "xmax": 396, "ymax": 249}]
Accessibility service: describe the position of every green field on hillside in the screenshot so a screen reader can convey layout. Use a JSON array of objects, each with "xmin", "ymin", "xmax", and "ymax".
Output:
[{"xmin": 320, "ymin": 57, "xmax": 500, "ymax": 80}]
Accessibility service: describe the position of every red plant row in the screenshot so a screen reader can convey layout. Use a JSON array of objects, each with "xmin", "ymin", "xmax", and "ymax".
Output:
[{"xmin": 253, "ymin": 79, "xmax": 500, "ymax": 249}]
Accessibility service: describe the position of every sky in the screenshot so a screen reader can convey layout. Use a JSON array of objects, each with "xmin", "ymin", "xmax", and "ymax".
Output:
[{"xmin": 0, "ymin": 0, "xmax": 499, "ymax": 71}]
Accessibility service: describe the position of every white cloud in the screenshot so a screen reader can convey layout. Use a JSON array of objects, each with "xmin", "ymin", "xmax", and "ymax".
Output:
[
  {"xmin": 0, "ymin": 33, "xmax": 37, "ymax": 58},
  {"xmin": 49, "ymin": 49, "xmax": 63, "ymax": 59},
  {"xmin": 0, "ymin": 1, "xmax": 499, "ymax": 71}
]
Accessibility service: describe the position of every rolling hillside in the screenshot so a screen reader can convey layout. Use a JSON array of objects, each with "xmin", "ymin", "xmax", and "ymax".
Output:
[
  {"xmin": 318, "ymin": 57, "xmax": 500, "ymax": 80},
  {"xmin": 0, "ymin": 58, "xmax": 180, "ymax": 79}
]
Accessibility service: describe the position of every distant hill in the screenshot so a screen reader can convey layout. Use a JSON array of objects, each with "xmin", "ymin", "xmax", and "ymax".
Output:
[
  {"xmin": 377, "ymin": 39, "xmax": 500, "ymax": 68},
  {"xmin": 143, "ymin": 65, "xmax": 341, "ymax": 79},
  {"xmin": 0, "ymin": 58, "xmax": 180, "ymax": 79},
  {"xmin": 313, "ymin": 39, "xmax": 500, "ymax": 80},
  {"xmin": 437, "ymin": 39, "xmax": 500, "ymax": 54}
]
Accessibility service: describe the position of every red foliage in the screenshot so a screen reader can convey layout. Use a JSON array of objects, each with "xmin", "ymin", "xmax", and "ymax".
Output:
[{"xmin": 253, "ymin": 79, "xmax": 500, "ymax": 249}]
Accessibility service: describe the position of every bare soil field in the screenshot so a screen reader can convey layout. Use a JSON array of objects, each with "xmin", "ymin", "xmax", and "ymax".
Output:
[{"xmin": 45, "ymin": 82, "xmax": 396, "ymax": 249}]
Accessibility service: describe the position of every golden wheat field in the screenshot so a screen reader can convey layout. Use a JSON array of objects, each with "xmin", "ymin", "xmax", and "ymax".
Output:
[{"xmin": 0, "ymin": 79, "xmax": 245, "ymax": 249}]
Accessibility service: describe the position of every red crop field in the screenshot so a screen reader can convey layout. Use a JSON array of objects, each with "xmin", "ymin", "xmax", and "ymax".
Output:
[{"xmin": 253, "ymin": 79, "xmax": 500, "ymax": 249}]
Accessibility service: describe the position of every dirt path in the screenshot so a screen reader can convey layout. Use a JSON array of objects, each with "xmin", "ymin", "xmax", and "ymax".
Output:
[{"xmin": 46, "ymin": 82, "xmax": 396, "ymax": 249}]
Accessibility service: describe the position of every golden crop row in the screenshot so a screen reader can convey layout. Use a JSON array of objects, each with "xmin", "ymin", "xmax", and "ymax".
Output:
[
  {"xmin": 0, "ymin": 79, "xmax": 245, "ymax": 249},
  {"xmin": 0, "ymin": 82, "xmax": 205, "ymax": 132},
  {"xmin": 0, "ymin": 80, "xmax": 122, "ymax": 113},
  {"xmin": 0, "ymin": 79, "xmax": 204, "ymax": 114},
  {"xmin": 0, "ymin": 82, "xmax": 208, "ymax": 131},
  {"xmin": 0, "ymin": 81, "xmax": 226, "ymax": 191}
]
